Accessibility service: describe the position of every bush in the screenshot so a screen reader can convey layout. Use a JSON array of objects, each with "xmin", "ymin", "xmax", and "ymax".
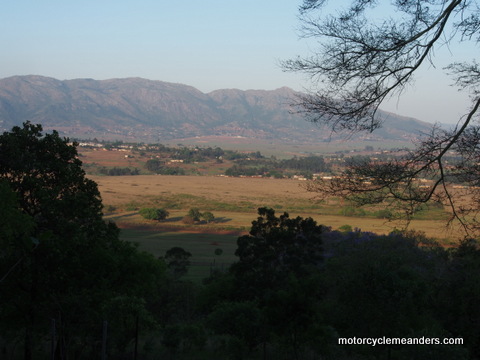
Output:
[
  {"xmin": 187, "ymin": 208, "xmax": 202, "ymax": 221},
  {"xmin": 338, "ymin": 224, "xmax": 353, "ymax": 232},
  {"xmin": 139, "ymin": 208, "xmax": 169, "ymax": 221},
  {"xmin": 202, "ymin": 211, "xmax": 215, "ymax": 223},
  {"xmin": 374, "ymin": 209, "xmax": 393, "ymax": 219}
]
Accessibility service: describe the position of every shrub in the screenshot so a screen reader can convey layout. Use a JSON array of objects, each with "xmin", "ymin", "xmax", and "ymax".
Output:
[
  {"xmin": 202, "ymin": 211, "xmax": 215, "ymax": 223},
  {"xmin": 187, "ymin": 208, "xmax": 202, "ymax": 221},
  {"xmin": 338, "ymin": 224, "xmax": 353, "ymax": 232},
  {"xmin": 374, "ymin": 209, "xmax": 393, "ymax": 219},
  {"xmin": 139, "ymin": 208, "xmax": 169, "ymax": 221}
]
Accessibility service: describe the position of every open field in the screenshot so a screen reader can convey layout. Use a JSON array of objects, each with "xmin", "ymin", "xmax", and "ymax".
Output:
[
  {"xmin": 93, "ymin": 175, "xmax": 464, "ymax": 230},
  {"xmin": 92, "ymin": 175, "xmax": 464, "ymax": 239},
  {"xmin": 91, "ymin": 174, "xmax": 313, "ymax": 208},
  {"xmin": 90, "ymin": 174, "xmax": 466, "ymax": 281}
]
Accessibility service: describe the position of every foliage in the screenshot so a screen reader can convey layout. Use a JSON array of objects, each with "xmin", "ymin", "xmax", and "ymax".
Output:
[
  {"xmin": 0, "ymin": 180, "xmax": 34, "ymax": 250},
  {"xmin": 145, "ymin": 158, "xmax": 185, "ymax": 175},
  {"xmin": 145, "ymin": 158, "xmax": 164, "ymax": 172},
  {"xmin": 232, "ymin": 208, "xmax": 324, "ymax": 292},
  {"xmin": 164, "ymin": 247, "xmax": 192, "ymax": 279},
  {"xmin": 285, "ymin": 0, "xmax": 480, "ymax": 235},
  {"xmin": 197, "ymin": 210, "xmax": 475, "ymax": 359},
  {"xmin": 225, "ymin": 155, "xmax": 330, "ymax": 178},
  {"xmin": 338, "ymin": 224, "xmax": 353, "ymax": 232},
  {"xmin": 98, "ymin": 166, "xmax": 140, "ymax": 176},
  {"xmin": 5, "ymin": 123, "xmax": 479, "ymax": 359},
  {"xmin": 318, "ymin": 230, "xmax": 470, "ymax": 359},
  {"xmin": 374, "ymin": 208, "xmax": 394, "ymax": 219},
  {"xmin": 437, "ymin": 239, "xmax": 480, "ymax": 357},
  {"xmin": 202, "ymin": 211, "xmax": 215, "ymax": 223},
  {"xmin": 0, "ymin": 123, "xmax": 166, "ymax": 359},
  {"xmin": 206, "ymin": 301, "xmax": 263, "ymax": 353},
  {"xmin": 139, "ymin": 207, "xmax": 169, "ymax": 221},
  {"xmin": 226, "ymin": 208, "xmax": 325, "ymax": 359},
  {"xmin": 187, "ymin": 208, "xmax": 202, "ymax": 222},
  {"xmin": 280, "ymin": 155, "xmax": 328, "ymax": 173},
  {"xmin": 162, "ymin": 323, "xmax": 206, "ymax": 355}
]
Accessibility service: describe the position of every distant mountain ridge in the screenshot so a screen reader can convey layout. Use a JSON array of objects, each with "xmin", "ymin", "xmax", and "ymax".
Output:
[{"xmin": 0, "ymin": 75, "xmax": 433, "ymax": 143}]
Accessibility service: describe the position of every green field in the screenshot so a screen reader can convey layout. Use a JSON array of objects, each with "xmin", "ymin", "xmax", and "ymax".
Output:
[{"xmin": 119, "ymin": 227, "xmax": 239, "ymax": 282}]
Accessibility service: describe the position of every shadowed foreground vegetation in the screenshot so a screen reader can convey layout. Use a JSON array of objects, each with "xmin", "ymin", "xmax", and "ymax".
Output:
[{"xmin": 2, "ymin": 123, "xmax": 479, "ymax": 360}]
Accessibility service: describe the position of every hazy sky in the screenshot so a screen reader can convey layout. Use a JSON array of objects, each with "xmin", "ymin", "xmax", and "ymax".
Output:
[{"xmin": 1, "ymin": 0, "xmax": 475, "ymax": 125}]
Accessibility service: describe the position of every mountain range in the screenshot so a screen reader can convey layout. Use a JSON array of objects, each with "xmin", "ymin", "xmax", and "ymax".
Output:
[{"xmin": 0, "ymin": 75, "xmax": 433, "ymax": 144}]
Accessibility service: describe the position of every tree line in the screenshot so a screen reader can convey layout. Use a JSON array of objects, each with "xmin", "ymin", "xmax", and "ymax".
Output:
[
  {"xmin": 1, "ymin": 123, "xmax": 479, "ymax": 359},
  {"xmin": 225, "ymin": 155, "xmax": 330, "ymax": 178}
]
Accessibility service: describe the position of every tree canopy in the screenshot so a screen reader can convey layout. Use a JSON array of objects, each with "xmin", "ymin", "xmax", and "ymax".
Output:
[
  {"xmin": 284, "ymin": 0, "xmax": 480, "ymax": 234},
  {"xmin": 0, "ymin": 123, "xmax": 166, "ymax": 360}
]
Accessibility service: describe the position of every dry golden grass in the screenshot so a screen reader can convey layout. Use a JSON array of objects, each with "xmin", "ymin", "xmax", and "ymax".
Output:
[
  {"xmin": 90, "ymin": 175, "xmax": 466, "ymax": 242},
  {"xmin": 90, "ymin": 174, "xmax": 313, "ymax": 206}
]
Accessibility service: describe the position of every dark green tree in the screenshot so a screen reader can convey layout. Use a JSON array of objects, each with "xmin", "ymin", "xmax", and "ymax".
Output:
[
  {"xmin": 206, "ymin": 300, "xmax": 263, "ymax": 357},
  {"xmin": 139, "ymin": 207, "xmax": 169, "ymax": 221},
  {"xmin": 145, "ymin": 158, "xmax": 164, "ymax": 173},
  {"xmin": 0, "ymin": 123, "xmax": 166, "ymax": 359},
  {"xmin": 230, "ymin": 208, "xmax": 325, "ymax": 359},
  {"xmin": 320, "ymin": 233, "xmax": 467, "ymax": 359},
  {"xmin": 164, "ymin": 247, "xmax": 192, "ymax": 279},
  {"xmin": 0, "ymin": 181, "xmax": 35, "ymax": 350},
  {"xmin": 232, "ymin": 207, "xmax": 324, "ymax": 297},
  {"xmin": 187, "ymin": 208, "xmax": 202, "ymax": 222},
  {"xmin": 437, "ymin": 239, "xmax": 480, "ymax": 358},
  {"xmin": 202, "ymin": 211, "xmax": 215, "ymax": 223}
]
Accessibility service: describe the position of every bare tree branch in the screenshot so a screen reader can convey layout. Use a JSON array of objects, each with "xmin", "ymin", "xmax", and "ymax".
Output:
[{"xmin": 287, "ymin": 0, "xmax": 480, "ymax": 236}]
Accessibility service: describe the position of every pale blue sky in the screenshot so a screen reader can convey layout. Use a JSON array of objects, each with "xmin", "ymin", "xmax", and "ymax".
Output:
[{"xmin": 0, "ymin": 0, "xmax": 475, "ymax": 125}]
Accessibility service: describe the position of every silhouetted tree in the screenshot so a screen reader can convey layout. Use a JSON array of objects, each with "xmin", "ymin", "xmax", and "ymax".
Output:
[
  {"xmin": 233, "ymin": 207, "xmax": 324, "ymax": 294},
  {"xmin": 284, "ymin": 0, "xmax": 480, "ymax": 234},
  {"xmin": 0, "ymin": 123, "xmax": 166, "ymax": 359},
  {"xmin": 230, "ymin": 208, "xmax": 325, "ymax": 359},
  {"xmin": 164, "ymin": 247, "xmax": 192, "ymax": 279}
]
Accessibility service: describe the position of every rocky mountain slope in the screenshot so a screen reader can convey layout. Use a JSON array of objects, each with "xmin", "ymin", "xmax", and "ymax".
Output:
[{"xmin": 0, "ymin": 75, "xmax": 433, "ymax": 143}]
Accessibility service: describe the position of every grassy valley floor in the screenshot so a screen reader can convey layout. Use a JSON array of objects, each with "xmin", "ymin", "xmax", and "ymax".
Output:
[{"xmin": 92, "ymin": 174, "xmax": 465, "ymax": 281}]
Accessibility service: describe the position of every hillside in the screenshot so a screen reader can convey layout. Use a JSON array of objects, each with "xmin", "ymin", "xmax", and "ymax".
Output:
[{"xmin": 0, "ymin": 75, "xmax": 433, "ymax": 144}]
